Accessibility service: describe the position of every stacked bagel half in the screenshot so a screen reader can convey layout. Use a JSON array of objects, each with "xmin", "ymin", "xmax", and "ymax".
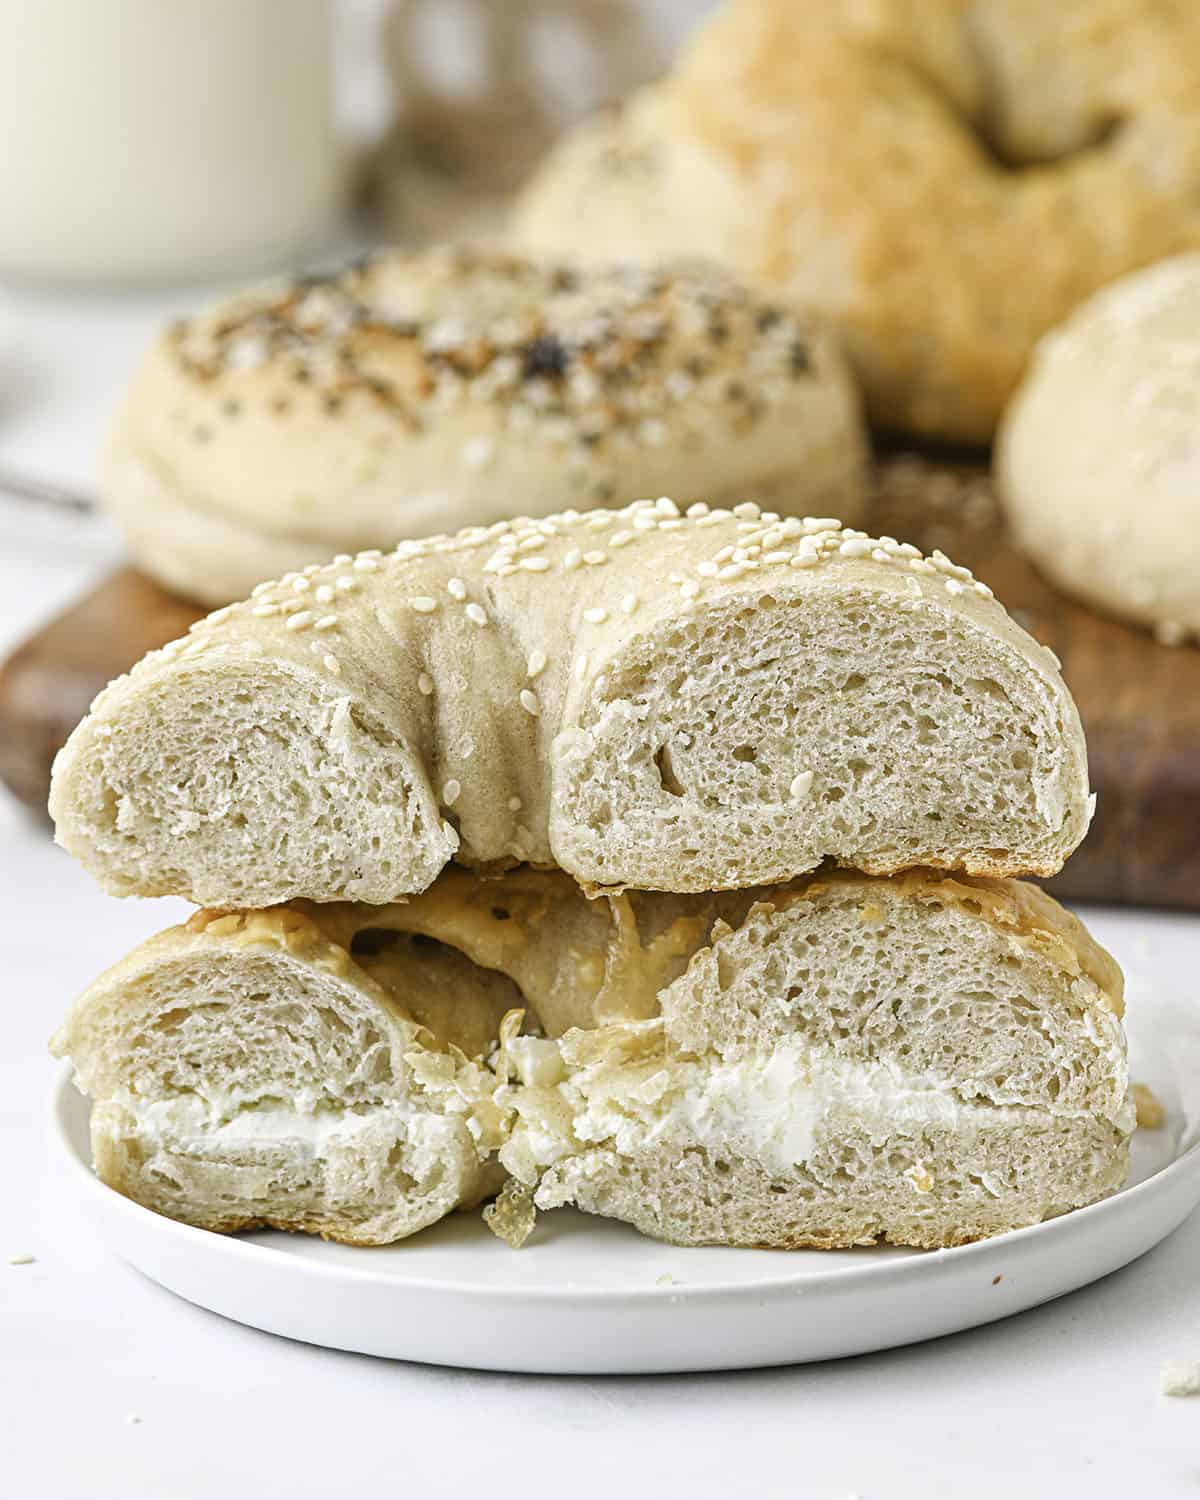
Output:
[{"xmin": 50, "ymin": 498, "xmax": 1132, "ymax": 1250}]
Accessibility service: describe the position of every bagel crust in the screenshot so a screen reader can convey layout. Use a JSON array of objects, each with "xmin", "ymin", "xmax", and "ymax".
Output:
[
  {"xmin": 103, "ymin": 247, "xmax": 867, "ymax": 605},
  {"xmin": 513, "ymin": 0, "xmax": 1200, "ymax": 442},
  {"xmin": 997, "ymin": 253, "xmax": 1200, "ymax": 644},
  {"xmin": 50, "ymin": 497, "xmax": 1092, "ymax": 906}
]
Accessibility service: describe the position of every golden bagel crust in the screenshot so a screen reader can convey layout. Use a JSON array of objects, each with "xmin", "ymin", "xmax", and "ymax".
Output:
[{"xmin": 514, "ymin": 0, "xmax": 1200, "ymax": 442}]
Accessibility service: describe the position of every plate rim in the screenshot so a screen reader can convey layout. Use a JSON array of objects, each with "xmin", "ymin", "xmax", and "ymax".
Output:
[{"xmin": 49, "ymin": 1062, "xmax": 1200, "ymax": 1306}]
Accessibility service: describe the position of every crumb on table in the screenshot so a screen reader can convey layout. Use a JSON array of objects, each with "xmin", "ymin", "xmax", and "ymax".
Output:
[
  {"xmin": 1162, "ymin": 1361, "xmax": 1200, "ymax": 1397},
  {"xmin": 1133, "ymin": 1082, "xmax": 1166, "ymax": 1130}
]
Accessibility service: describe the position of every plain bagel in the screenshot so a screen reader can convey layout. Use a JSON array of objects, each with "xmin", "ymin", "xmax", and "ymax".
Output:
[
  {"xmin": 103, "ymin": 246, "xmax": 867, "ymax": 605},
  {"xmin": 513, "ymin": 0, "xmax": 1200, "ymax": 443},
  {"xmin": 997, "ymin": 254, "xmax": 1200, "ymax": 646}
]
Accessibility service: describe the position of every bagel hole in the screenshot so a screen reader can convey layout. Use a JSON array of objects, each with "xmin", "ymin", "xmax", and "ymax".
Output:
[{"xmin": 975, "ymin": 111, "xmax": 1125, "ymax": 172}]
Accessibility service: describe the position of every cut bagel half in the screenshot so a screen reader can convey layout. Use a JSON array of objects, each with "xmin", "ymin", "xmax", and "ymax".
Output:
[
  {"xmin": 499, "ymin": 871, "xmax": 1132, "ymax": 1249},
  {"xmin": 50, "ymin": 501, "xmax": 1092, "ymax": 906}
]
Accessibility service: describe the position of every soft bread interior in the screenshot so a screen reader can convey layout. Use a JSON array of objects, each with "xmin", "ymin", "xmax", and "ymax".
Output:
[
  {"xmin": 555, "ymin": 583, "xmax": 1088, "ymax": 891},
  {"xmin": 499, "ymin": 873, "xmax": 1132, "ymax": 1249},
  {"xmin": 51, "ymin": 909, "xmax": 511, "ymax": 1244},
  {"xmin": 51, "ymin": 661, "xmax": 454, "ymax": 906}
]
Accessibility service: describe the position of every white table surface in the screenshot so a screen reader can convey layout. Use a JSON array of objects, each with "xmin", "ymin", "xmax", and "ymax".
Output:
[{"xmin": 2, "ymin": 289, "xmax": 1200, "ymax": 1500}]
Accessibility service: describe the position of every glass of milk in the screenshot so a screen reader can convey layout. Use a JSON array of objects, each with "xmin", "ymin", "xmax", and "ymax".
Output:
[{"xmin": 0, "ymin": 0, "xmax": 343, "ymax": 284}]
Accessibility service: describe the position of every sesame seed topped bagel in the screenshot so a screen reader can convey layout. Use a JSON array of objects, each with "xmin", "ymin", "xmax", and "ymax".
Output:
[
  {"xmin": 103, "ymin": 246, "xmax": 867, "ymax": 605},
  {"xmin": 51, "ymin": 497, "xmax": 1091, "ymax": 908},
  {"xmin": 513, "ymin": 0, "xmax": 1200, "ymax": 443}
]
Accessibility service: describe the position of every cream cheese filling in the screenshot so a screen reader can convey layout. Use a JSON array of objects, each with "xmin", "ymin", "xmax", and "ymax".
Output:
[
  {"xmin": 128, "ymin": 1094, "xmax": 434, "ymax": 1156},
  {"xmin": 500, "ymin": 1024, "xmax": 1121, "ymax": 1182}
]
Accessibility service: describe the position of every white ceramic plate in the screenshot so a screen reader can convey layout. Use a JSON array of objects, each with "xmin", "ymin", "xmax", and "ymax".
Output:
[{"xmin": 52, "ymin": 974, "xmax": 1200, "ymax": 1374}]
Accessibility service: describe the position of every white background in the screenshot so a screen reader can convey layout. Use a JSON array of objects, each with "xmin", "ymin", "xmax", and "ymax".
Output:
[{"xmin": 2, "ymin": 285, "xmax": 1200, "ymax": 1500}]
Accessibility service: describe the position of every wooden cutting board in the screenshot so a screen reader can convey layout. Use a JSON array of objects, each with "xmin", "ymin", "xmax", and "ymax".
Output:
[{"xmin": 3, "ymin": 455, "xmax": 1198, "ymax": 908}]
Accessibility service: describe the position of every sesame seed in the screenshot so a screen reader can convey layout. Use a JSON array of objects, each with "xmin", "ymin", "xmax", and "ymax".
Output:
[
  {"xmin": 206, "ymin": 606, "xmax": 233, "ymax": 625},
  {"xmin": 466, "ymin": 603, "xmax": 488, "ymax": 625},
  {"xmin": 803, "ymin": 517, "xmax": 841, "ymax": 533},
  {"xmin": 251, "ymin": 603, "xmax": 279, "ymax": 617},
  {"xmin": 323, "ymin": 654, "xmax": 341, "ymax": 675},
  {"xmin": 519, "ymin": 689, "xmax": 540, "ymax": 716},
  {"xmin": 563, "ymin": 548, "xmax": 583, "ymax": 571},
  {"xmin": 622, "ymin": 594, "xmax": 640, "ymax": 614},
  {"xmin": 447, "ymin": 577, "xmax": 467, "ymax": 599},
  {"xmin": 575, "ymin": 654, "xmax": 589, "ymax": 681},
  {"xmin": 790, "ymin": 771, "xmax": 814, "ymax": 800},
  {"xmin": 790, "ymin": 553, "xmax": 818, "ymax": 569},
  {"xmin": 680, "ymin": 580, "xmax": 700, "ymax": 599},
  {"xmin": 944, "ymin": 579, "xmax": 966, "ymax": 596},
  {"xmin": 442, "ymin": 820, "xmax": 457, "ymax": 842},
  {"xmin": 609, "ymin": 530, "xmax": 633, "ymax": 548},
  {"xmin": 461, "ymin": 435, "xmax": 495, "ymax": 469},
  {"xmin": 251, "ymin": 581, "xmax": 275, "ymax": 598},
  {"xmin": 333, "ymin": 554, "xmax": 352, "ymax": 566},
  {"xmin": 335, "ymin": 576, "xmax": 357, "ymax": 593},
  {"xmin": 519, "ymin": 535, "xmax": 546, "ymax": 551},
  {"xmin": 1156, "ymin": 621, "xmax": 1187, "ymax": 647},
  {"xmin": 411, "ymin": 597, "xmax": 438, "ymax": 614},
  {"xmin": 418, "ymin": 672, "xmax": 434, "ymax": 695},
  {"xmin": 696, "ymin": 561, "xmax": 718, "ymax": 577},
  {"xmin": 315, "ymin": 585, "xmax": 335, "ymax": 604},
  {"xmin": 285, "ymin": 611, "xmax": 314, "ymax": 631},
  {"xmin": 583, "ymin": 550, "xmax": 608, "ymax": 566},
  {"xmin": 520, "ymin": 557, "xmax": 551, "ymax": 572},
  {"xmin": 353, "ymin": 557, "xmax": 380, "ymax": 572},
  {"xmin": 686, "ymin": 502, "xmax": 710, "ymax": 518},
  {"xmin": 442, "ymin": 779, "xmax": 462, "ymax": 806},
  {"xmin": 839, "ymin": 539, "xmax": 873, "ymax": 558},
  {"xmin": 314, "ymin": 615, "xmax": 338, "ymax": 631},
  {"xmin": 733, "ymin": 502, "xmax": 761, "ymax": 519},
  {"xmin": 583, "ymin": 607, "xmax": 609, "ymax": 625},
  {"xmin": 764, "ymin": 550, "xmax": 790, "ymax": 564},
  {"xmin": 974, "ymin": 581, "xmax": 994, "ymax": 599},
  {"xmin": 7, "ymin": 1253, "xmax": 35, "ymax": 1266},
  {"xmin": 656, "ymin": 496, "xmax": 681, "ymax": 517},
  {"xmin": 292, "ymin": 577, "xmax": 311, "ymax": 593},
  {"xmin": 527, "ymin": 650, "xmax": 547, "ymax": 678}
]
